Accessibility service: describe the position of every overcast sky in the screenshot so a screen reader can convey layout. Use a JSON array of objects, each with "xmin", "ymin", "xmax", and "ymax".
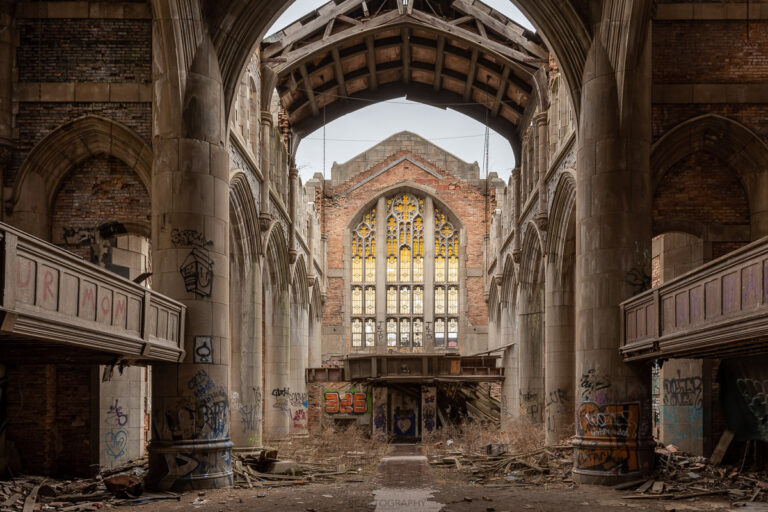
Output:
[{"xmin": 268, "ymin": 1, "xmax": 535, "ymax": 184}]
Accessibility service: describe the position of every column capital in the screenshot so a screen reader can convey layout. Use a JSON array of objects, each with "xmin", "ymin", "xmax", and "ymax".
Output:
[
  {"xmin": 260, "ymin": 110, "xmax": 273, "ymax": 126},
  {"xmin": 534, "ymin": 111, "xmax": 548, "ymax": 126},
  {"xmin": 289, "ymin": 166, "xmax": 299, "ymax": 179}
]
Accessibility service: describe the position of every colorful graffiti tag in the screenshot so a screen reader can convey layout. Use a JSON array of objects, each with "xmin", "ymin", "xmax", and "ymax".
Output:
[
  {"xmin": 324, "ymin": 390, "xmax": 369, "ymax": 416},
  {"xmin": 576, "ymin": 402, "xmax": 639, "ymax": 473}
]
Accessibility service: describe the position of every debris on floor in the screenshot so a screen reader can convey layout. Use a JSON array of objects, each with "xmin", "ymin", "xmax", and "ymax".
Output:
[
  {"xmin": 0, "ymin": 457, "xmax": 180, "ymax": 510},
  {"xmin": 615, "ymin": 445, "xmax": 768, "ymax": 504}
]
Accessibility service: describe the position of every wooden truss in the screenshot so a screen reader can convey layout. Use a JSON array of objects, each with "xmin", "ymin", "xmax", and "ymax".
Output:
[{"xmin": 262, "ymin": 0, "xmax": 548, "ymax": 140}]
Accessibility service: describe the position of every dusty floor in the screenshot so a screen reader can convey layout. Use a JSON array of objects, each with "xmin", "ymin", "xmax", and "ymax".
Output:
[{"xmin": 115, "ymin": 445, "xmax": 757, "ymax": 512}]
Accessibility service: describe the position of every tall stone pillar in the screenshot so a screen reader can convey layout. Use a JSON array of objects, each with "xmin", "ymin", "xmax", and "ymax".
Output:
[
  {"xmin": 535, "ymin": 113, "xmax": 549, "ymax": 228},
  {"xmin": 259, "ymin": 111, "xmax": 273, "ymax": 230},
  {"xmin": 544, "ymin": 261, "xmax": 574, "ymax": 444},
  {"xmin": 517, "ymin": 279, "xmax": 543, "ymax": 423},
  {"xmin": 263, "ymin": 272, "xmax": 290, "ymax": 440},
  {"xmin": 512, "ymin": 167, "xmax": 522, "ymax": 262},
  {"xmin": 147, "ymin": 37, "xmax": 232, "ymax": 491},
  {"xmin": 573, "ymin": 37, "xmax": 654, "ymax": 483}
]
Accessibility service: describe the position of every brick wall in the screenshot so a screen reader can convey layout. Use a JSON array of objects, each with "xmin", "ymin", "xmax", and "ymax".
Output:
[
  {"xmin": 51, "ymin": 154, "xmax": 150, "ymax": 243},
  {"xmin": 653, "ymin": 151, "xmax": 749, "ymax": 227},
  {"xmin": 17, "ymin": 19, "xmax": 151, "ymax": 83},
  {"xmin": 322, "ymin": 149, "xmax": 492, "ymax": 355},
  {"xmin": 6, "ymin": 364, "xmax": 94, "ymax": 477}
]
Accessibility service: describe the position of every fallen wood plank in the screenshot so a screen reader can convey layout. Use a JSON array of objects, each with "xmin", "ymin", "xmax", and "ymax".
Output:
[
  {"xmin": 710, "ymin": 430, "xmax": 735, "ymax": 466},
  {"xmin": 22, "ymin": 484, "xmax": 41, "ymax": 512},
  {"xmin": 612, "ymin": 478, "xmax": 648, "ymax": 491},
  {"xmin": 669, "ymin": 489, "xmax": 730, "ymax": 500},
  {"xmin": 635, "ymin": 479, "xmax": 655, "ymax": 493},
  {"xmin": 621, "ymin": 493, "xmax": 676, "ymax": 499}
]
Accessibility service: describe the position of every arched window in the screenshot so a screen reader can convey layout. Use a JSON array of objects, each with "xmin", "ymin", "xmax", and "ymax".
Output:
[
  {"xmin": 350, "ymin": 192, "xmax": 460, "ymax": 351},
  {"xmin": 351, "ymin": 210, "xmax": 376, "ymax": 347}
]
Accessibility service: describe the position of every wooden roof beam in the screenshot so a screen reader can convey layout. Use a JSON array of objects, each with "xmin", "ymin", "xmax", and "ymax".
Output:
[
  {"xmin": 264, "ymin": 0, "xmax": 364, "ymax": 58},
  {"xmin": 366, "ymin": 35, "xmax": 378, "ymax": 91},
  {"xmin": 450, "ymin": 0, "xmax": 549, "ymax": 60},
  {"xmin": 299, "ymin": 63, "xmax": 320, "ymax": 116},
  {"xmin": 463, "ymin": 48, "xmax": 478, "ymax": 101},
  {"xmin": 491, "ymin": 65, "xmax": 511, "ymax": 118},
  {"xmin": 406, "ymin": 0, "xmax": 414, "ymax": 15},
  {"xmin": 331, "ymin": 47, "xmax": 348, "ymax": 99},
  {"xmin": 433, "ymin": 35, "xmax": 445, "ymax": 91},
  {"xmin": 402, "ymin": 26, "xmax": 411, "ymax": 85}
]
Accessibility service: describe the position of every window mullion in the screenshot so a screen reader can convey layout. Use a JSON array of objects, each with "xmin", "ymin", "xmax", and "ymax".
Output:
[{"xmin": 424, "ymin": 196, "xmax": 435, "ymax": 351}]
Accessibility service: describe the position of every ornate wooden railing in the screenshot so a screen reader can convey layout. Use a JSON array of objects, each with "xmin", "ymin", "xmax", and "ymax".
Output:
[
  {"xmin": 620, "ymin": 236, "xmax": 768, "ymax": 361},
  {"xmin": 0, "ymin": 223, "xmax": 185, "ymax": 362}
]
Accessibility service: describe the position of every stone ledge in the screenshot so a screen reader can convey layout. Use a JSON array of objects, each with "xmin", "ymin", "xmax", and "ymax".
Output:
[
  {"xmin": 653, "ymin": 83, "xmax": 768, "ymax": 104},
  {"xmin": 15, "ymin": 82, "xmax": 152, "ymax": 103},
  {"xmin": 656, "ymin": 2, "xmax": 768, "ymax": 20},
  {"xmin": 16, "ymin": 1, "xmax": 152, "ymax": 19}
]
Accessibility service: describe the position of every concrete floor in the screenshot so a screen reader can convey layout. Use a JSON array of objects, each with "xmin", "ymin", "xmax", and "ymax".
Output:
[{"xmin": 116, "ymin": 445, "xmax": 754, "ymax": 512}]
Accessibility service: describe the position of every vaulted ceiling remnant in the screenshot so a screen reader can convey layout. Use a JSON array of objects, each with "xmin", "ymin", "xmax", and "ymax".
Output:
[{"xmin": 262, "ymin": 0, "xmax": 549, "ymax": 146}]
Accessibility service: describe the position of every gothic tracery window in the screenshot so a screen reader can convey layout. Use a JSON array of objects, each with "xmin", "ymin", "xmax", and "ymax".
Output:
[
  {"xmin": 350, "ymin": 192, "xmax": 459, "ymax": 351},
  {"xmin": 435, "ymin": 207, "xmax": 459, "ymax": 349},
  {"xmin": 351, "ymin": 210, "xmax": 376, "ymax": 347}
]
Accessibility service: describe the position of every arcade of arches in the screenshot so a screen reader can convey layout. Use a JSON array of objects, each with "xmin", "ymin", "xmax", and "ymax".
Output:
[{"xmin": 1, "ymin": 0, "xmax": 768, "ymax": 497}]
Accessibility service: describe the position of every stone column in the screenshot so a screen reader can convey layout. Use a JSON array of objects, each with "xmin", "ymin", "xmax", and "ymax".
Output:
[
  {"xmin": 263, "ymin": 276, "xmax": 290, "ymax": 440},
  {"xmin": 749, "ymin": 173, "xmax": 768, "ymax": 240},
  {"xmin": 535, "ymin": 113, "xmax": 549, "ymax": 229},
  {"xmin": 259, "ymin": 111, "xmax": 273, "ymax": 230},
  {"xmin": 544, "ymin": 262, "xmax": 574, "ymax": 444},
  {"xmin": 512, "ymin": 167, "xmax": 522, "ymax": 263},
  {"xmin": 288, "ymin": 165, "xmax": 298, "ymax": 262},
  {"xmin": 375, "ymin": 196, "xmax": 387, "ymax": 353},
  {"xmin": 147, "ymin": 37, "xmax": 232, "ymax": 491},
  {"xmin": 573, "ymin": 37, "xmax": 654, "ymax": 483},
  {"xmin": 517, "ymin": 278, "xmax": 544, "ymax": 424},
  {"xmin": 424, "ymin": 197, "xmax": 436, "ymax": 351}
]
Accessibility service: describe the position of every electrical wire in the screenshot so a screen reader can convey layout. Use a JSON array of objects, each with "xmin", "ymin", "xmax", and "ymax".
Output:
[
  {"xmin": 304, "ymin": 133, "xmax": 487, "ymax": 142},
  {"xmin": 300, "ymin": 88, "xmax": 523, "ymax": 109}
]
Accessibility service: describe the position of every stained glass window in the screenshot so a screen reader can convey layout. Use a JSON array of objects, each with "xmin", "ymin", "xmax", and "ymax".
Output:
[
  {"xmin": 434, "ymin": 207, "xmax": 459, "ymax": 348},
  {"xmin": 350, "ymin": 194, "xmax": 461, "ymax": 350},
  {"xmin": 351, "ymin": 210, "xmax": 376, "ymax": 349}
]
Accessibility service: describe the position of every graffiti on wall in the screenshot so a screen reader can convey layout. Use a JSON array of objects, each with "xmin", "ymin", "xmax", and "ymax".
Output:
[
  {"xmin": 172, "ymin": 228, "xmax": 214, "ymax": 298},
  {"xmin": 519, "ymin": 390, "xmax": 539, "ymax": 420},
  {"xmin": 231, "ymin": 388, "xmax": 262, "ymax": 440},
  {"xmin": 580, "ymin": 369, "xmax": 611, "ymax": 401},
  {"xmin": 545, "ymin": 388, "xmax": 567, "ymax": 434},
  {"xmin": 663, "ymin": 370, "xmax": 703, "ymax": 408},
  {"xmin": 324, "ymin": 390, "xmax": 369, "ymax": 416},
  {"xmin": 372, "ymin": 387, "xmax": 387, "ymax": 436},
  {"xmin": 576, "ymin": 402, "xmax": 639, "ymax": 473},
  {"xmin": 718, "ymin": 359, "xmax": 768, "ymax": 441},
  {"xmin": 104, "ymin": 398, "xmax": 129, "ymax": 460}
]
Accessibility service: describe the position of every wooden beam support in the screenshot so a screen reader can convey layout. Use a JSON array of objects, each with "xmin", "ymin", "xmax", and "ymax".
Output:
[
  {"xmin": 264, "ymin": 0, "xmax": 364, "ymax": 58},
  {"xmin": 433, "ymin": 35, "xmax": 445, "ymax": 91},
  {"xmin": 475, "ymin": 19, "xmax": 487, "ymax": 38},
  {"xmin": 402, "ymin": 26, "xmax": 411, "ymax": 84},
  {"xmin": 450, "ymin": 0, "xmax": 549, "ymax": 59},
  {"xmin": 331, "ymin": 47, "xmax": 348, "ymax": 99},
  {"xmin": 491, "ymin": 64, "xmax": 511, "ymax": 117},
  {"xmin": 463, "ymin": 48, "xmax": 478, "ymax": 101},
  {"xmin": 366, "ymin": 35, "xmax": 378, "ymax": 91},
  {"xmin": 323, "ymin": 18, "xmax": 335, "ymax": 39},
  {"xmin": 338, "ymin": 14, "xmax": 362, "ymax": 26},
  {"xmin": 299, "ymin": 64, "xmax": 320, "ymax": 117},
  {"xmin": 449, "ymin": 15, "xmax": 473, "ymax": 26}
]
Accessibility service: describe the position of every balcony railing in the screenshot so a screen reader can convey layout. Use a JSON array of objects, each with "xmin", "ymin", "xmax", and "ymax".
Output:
[
  {"xmin": 0, "ymin": 223, "xmax": 185, "ymax": 362},
  {"xmin": 620, "ymin": 236, "xmax": 768, "ymax": 361}
]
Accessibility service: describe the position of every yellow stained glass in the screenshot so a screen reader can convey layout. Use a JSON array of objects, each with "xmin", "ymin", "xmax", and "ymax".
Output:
[
  {"xmin": 435, "ymin": 256, "xmax": 446, "ymax": 281},
  {"xmin": 352, "ymin": 256, "xmax": 363, "ymax": 282},
  {"xmin": 448, "ymin": 286, "xmax": 458, "ymax": 315},
  {"xmin": 365, "ymin": 319, "xmax": 376, "ymax": 347},
  {"xmin": 435, "ymin": 286, "xmax": 445, "ymax": 314},
  {"xmin": 352, "ymin": 318, "xmax": 362, "ymax": 347},
  {"xmin": 400, "ymin": 287, "xmax": 411, "ymax": 314},
  {"xmin": 448, "ymin": 256, "xmax": 458, "ymax": 282},
  {"xmin": 435, "ymin": 318, "xmax": 445, "ymax": 346},
  {"xmin": 413, "ymin": 256, "xmax": 424, "ymax": 282},
  {"xmin": 387, "ymin": 318, "xmax": 397, "ymax": 347},
  {"xmin": 387, "ymin": 256, "xmax": 397, "ymax": 282},
  {"xmin": 365, "ymin": 255, "xmax": 376, "ymax": 282},
  {"xmin": 413, "ymin": 319, "xmax": 423, "ymax": 347},
  {"xmin": 413, "ymin": 287, "xmax": 424, "ymax": 314},
  {"xmin": 387, "ymin": 287, "xmax": 398, "ymax": 314},
  {"xmin": 400, "ymin": 318, "xmax": 410, "ymax": 346},
  {"xmin": 400, "ymin": 247, "xmax": 411, "ymax": 281},
  {"xmin": 365, "ymin": 287, "xmax": 375, "ymax": 315},
  {"xmin": 352, "ymin": 287, "xmax": 363, "ymax": 315}
]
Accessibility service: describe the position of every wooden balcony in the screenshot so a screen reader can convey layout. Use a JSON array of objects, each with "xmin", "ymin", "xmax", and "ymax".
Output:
[
  {"xmin": 345, "ymin": 354, "xmax": 503, "ymax": 383},
  {"xmin": 620, "ymin": 236, "xmax": 768, "ymax": 361},
  {"xmin": 0, "ymin": 223, "xmax": 185, "ymax": 363}
]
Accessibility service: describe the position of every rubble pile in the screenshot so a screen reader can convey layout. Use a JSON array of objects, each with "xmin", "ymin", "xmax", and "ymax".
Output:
[
  {"xmin": 616, "ymin": 445, "xmax": 768, "ymax": 504},
  {"xmin": 429, "ymin": 442, "xmax": 576, "ymax": 486},
  {"xmin": 0, "ymin": 458, "xmax": 181, "ymax": 511}
]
